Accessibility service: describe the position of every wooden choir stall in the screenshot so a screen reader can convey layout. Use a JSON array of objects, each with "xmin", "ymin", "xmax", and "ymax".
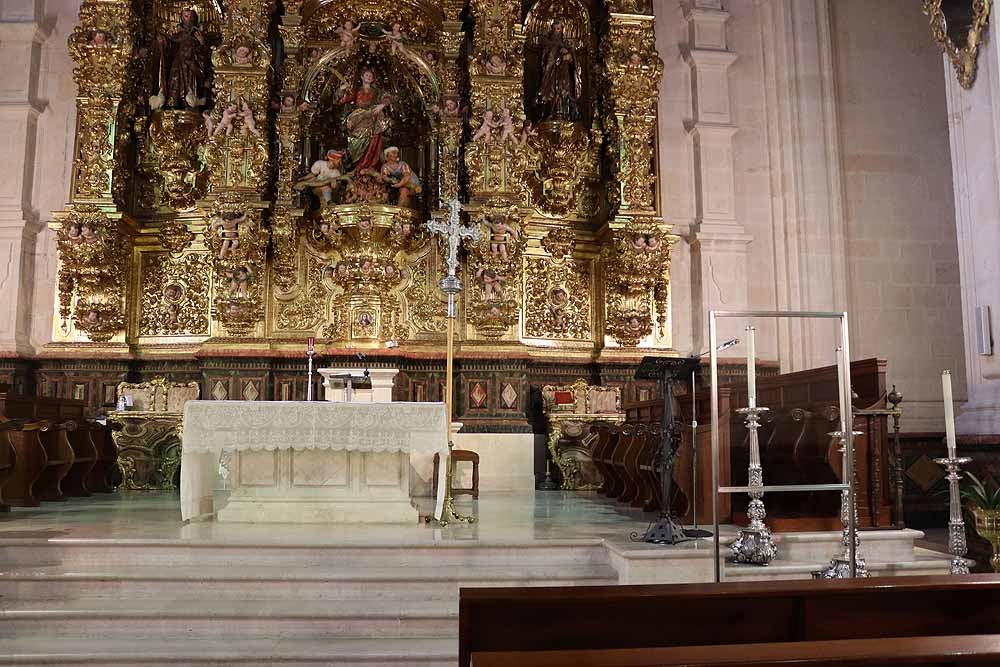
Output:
[
  {"xmin": 0, "ymin": 387, "xmax": 117, "ymax": 509},
  {"xmin": 589, "ymin": 358, "xmax": 899, "ymax": 530}
]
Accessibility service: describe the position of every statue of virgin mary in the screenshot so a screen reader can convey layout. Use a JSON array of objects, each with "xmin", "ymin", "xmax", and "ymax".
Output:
[{"xmin": 337, "ymin": 68, "xmax": 392, "ymax": 174}]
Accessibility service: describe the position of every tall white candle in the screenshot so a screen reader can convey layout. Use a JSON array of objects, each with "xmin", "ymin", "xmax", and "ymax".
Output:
[
  {"xmin": 746, "ymin": 326, "xmax": 756, "ymax": 408},
  {"xmin": 943, "ymin": 370, "xmax": 957, "ymax": 458}
]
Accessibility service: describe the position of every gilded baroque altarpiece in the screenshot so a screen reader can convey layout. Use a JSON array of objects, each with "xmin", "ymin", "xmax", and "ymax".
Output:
[{"xmin": 53, "ymin": 0, "xmax": 676, "ymax": 361}]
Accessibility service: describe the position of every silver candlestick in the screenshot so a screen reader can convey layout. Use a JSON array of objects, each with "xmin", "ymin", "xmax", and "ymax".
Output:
[
  {"xmin": 730, "ymin": 405, "xmax": 777, "ymax": 565},
  {"xmin": 816, "ymin": 429, "xmax": 868, "ymax": 579},
  {"xmin": 934, "ymin": 455, "xmax": 972, "ymax": 575}
]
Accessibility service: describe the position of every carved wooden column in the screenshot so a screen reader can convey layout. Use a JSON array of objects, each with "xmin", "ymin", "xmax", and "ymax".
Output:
[
  {"xmin": 202, "ymin": 2, "xmax": 275, "ymax": 338},
  {"xmin": 600, "ymin": 3, "xmax": 676, "ymax": 350},
  {"xmin": 51, "ymin": 0, "xmax": 140, "ymax": 345},
  {"xmin": 463, "ymin": 0, "xmax": 528, "ymax": 341}
]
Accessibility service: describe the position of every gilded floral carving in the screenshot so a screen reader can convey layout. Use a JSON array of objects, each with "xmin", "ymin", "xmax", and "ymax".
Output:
[{"xmin": 139, "ymin": 253, "xmax": 211, "ymax": 336}]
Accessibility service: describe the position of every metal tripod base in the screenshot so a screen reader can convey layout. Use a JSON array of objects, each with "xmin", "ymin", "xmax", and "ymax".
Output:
[
  {"xmin": 537, "ymin": 472, "xmax": 560, "ymax": 491},
  {"xmin": 730, "ymin": 527, "xmax": 777, "ymax": 565},
  {"xmin": 632, "ymin": 515, "xmax": 705, "ymax": 544},
  {"xmin": 814, "ymin": 556, "xmax": 869, "ymax": 579},
  {"xmin": 435, "ymin": 495, "xmax": 477, "ymax": 527}
]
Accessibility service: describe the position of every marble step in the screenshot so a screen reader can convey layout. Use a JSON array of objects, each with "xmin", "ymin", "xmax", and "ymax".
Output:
[
  {"xmin": 716, "ymin": 528, "xmax": 927, "ymax": 564},
  {"xmin": 0, "ymin": 538, "xmax": 609, "ymax": 569},
  {"xmin": 0, "ymin": 563, "xmax": 620, "ymax": 601},
  {"xmin": 0, "ymin": 635, "xmax": 456, "ymax": 666},
  {"xmin": 723, "ymin": 548, "xmax": 956, "ymax": 582},
  {"xmin": 0, "ymin": 598, "xmax": 457, "ymax": 639}
]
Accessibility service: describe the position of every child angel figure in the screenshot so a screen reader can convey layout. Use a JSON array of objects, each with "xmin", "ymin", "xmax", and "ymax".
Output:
[
  {"xmin": 472, "ymin": 110, "xmax": 501, "ymax": 143},
  {"xmin": 337, "ymin": 20, "xmax": 360, "ymax": 51},
  {"xmin": 382, "ymin": 22, "xmax": 405, "ymax": 55},
  {"xmin": 498, "ymin": 108, "xmax": 517, "ymax": 146}
]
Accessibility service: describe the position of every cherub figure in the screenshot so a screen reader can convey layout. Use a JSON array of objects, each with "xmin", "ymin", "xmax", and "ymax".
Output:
[
  {"xmin": 472, "ymin": 110, "xmax": 500, "ymax": 143},
  {"xmin": 80, "ymin": 223, "xmax": 98, "ymax": 242},
  {"xmin": 382, "ymin": 22, "xmax": 404, "ymax": 54},
  {"xmin": 498, "ymin": 107, "xmax": 517, "ymax": 146},
  {"xmin": 65, "ymin": 222, "xmax": 83, "ymax": 243},
  {"xmin": 213, "ymin": 102, "xmax": 238, "ymax": 136},
  {"xmin": 202, "ymin": 111, "xmax": 215, "ymax": 135},
  {"xmin": 337, "ymin": 20, "xmax": 360, "ymax": 51},
  {"xmin": 517, "ymin": 120, "xmax": 538, "ymax": 146},
  {"xmin": 239, "ymin": 100, "xmax": 261, "ymax": 138},
  {"xmin": 484, "ymin": 54, "xmax": 507, "ymax": 75},
  {"xmin": 279, "ymin": 95, "xmax": 296, "ymax": 113},
  {"xmin": 632, "ymin": 234, "xmax": 648, "ymax": 251},
  {"xmin": 645, "ymin": 234, "xmax": 661, "ymax": 250},
  {"xmin": 485, "ymin": 214, "xmax": 520, "ymax": 261},
  {"xmin": 227, "ymin": 266, "xmax": 250, "ymax": 297},
  {"xmin": 233, "ymin": 45, "xmax": 253, "ymax": 65},
  {"xmin": 477, "ymin": 267, "xmax": 505, "ymax": 301},
  {"xmin": 91, "ymin": 30, "xmax": 110, "ymax": 47},
  {"xmin": 213, "ymin": 211, "xmax": 245, "ymax": 259}
]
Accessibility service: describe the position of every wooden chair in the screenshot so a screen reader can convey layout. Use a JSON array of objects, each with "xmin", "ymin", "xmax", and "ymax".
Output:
[{"xmin": 433, "ymin": 450, "xmax": 480, "ymax": 499}]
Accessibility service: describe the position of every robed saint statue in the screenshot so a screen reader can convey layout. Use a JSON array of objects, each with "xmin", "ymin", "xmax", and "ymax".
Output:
[{"xmin": 535, "ymin": 20, "xmax": 583, "ymax": 121}]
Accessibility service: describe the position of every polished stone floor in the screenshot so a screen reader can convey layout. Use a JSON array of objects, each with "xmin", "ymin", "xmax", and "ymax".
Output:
[{"xmin": 0, "ymin": 490, "xmax": 725, "ymax": 552}]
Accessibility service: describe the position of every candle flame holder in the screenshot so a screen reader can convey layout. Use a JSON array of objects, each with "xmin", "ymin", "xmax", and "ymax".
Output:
[
  {"xmin": 935, "ymin": 455, "xmax": 972, "ymax": 575},
  {"xmin": 730, "ymin": 405, "xmax": 777, "ymax": 565}
]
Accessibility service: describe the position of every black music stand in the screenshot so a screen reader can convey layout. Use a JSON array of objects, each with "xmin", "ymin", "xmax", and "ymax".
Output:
[{"xmin": 631, "ymin": 355, "xmax": 710, "ymax": 544}]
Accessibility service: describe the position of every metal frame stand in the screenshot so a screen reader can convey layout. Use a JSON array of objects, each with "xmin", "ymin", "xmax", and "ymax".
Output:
[
  {"xmin": 815, "ymin": 427, "xmax": 868, "ymax": 579},
  {"xmin": 710, "ymin": 310, "xmax": 856, "ymax": 583}
]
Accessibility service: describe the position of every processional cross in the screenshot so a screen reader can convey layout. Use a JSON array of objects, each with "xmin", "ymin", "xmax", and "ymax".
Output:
[{"xmin": 425, "ymin": 199, "xmax": 481, "ymax": 525}]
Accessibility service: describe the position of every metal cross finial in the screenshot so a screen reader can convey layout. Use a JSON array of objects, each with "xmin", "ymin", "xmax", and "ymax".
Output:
[{"xmin": 426, "ymin": 199, "xmax": 481, "ymax": 281}]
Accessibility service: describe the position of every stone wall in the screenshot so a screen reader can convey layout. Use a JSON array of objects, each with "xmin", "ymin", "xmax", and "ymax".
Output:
[{"xmin": 655, "ymin": 0, "xmax": 963, "ymax": 431}]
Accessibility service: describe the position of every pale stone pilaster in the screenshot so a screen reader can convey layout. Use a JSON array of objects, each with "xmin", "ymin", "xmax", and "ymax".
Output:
[
  {"xmin": 683, "ymin": 0, "xmax": 751, "ymax": 351},
  {"xmin": 945, "ymin": 31, "xmax": 1000, "ymax": 435},
  {"xmin": 0, "ymin": 16, "xmax": 49, "ymax": 356}
]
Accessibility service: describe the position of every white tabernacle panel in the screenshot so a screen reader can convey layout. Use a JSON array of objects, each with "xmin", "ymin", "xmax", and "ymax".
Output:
[{"xmin": 179, "ymin": 400, "xmax": 448, "ymax": 523}]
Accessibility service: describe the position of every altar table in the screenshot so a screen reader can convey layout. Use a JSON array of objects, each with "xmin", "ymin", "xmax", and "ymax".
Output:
[{"xmin": 179, "ymin": 400, "xmax": 448, "ymax": 523}]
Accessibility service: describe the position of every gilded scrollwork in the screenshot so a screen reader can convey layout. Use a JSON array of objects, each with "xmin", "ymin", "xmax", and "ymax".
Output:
[
  {"xmin": 274, "ymin": 256, "xmax": 326, "ymax": 331},
  {"xmin": 525, "ymin": 229, "xmax": 591, "ymax": 340},
  {"xmin": 204, "ymin": 195, "xmax": 269, "ymax": 336},
  {"xmin": 601, "ymin": 218, "xmax": 676, "ymax": 347},
  {"xmin": 148, "ymin": 110, "xmax": 208, "ymax": 209},
  {"xmin": 55, "ymin": 205, "xmax": 130, "ymax": 342},
  {"xmin": 139, "ymin": 253, "xmax": 211, "ymax": 336},
  {"xmin": 923, "ymin": 0, "xmax": 991, "ymax": 90},
  {"xmin": 158, "ymin": 221, "xmax": 195, "ymax": 255},
  {"xmin": 602, "ymin": 17, "xmax": 662, "ymax": 213},
  {"xmin": 463, "ymin": 198, "xmax": 526, "ymax": 338}
]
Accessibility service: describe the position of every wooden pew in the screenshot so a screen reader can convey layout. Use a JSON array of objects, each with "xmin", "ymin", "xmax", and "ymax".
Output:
[
  {"xmin": 85, "ymin": 421, "xmax": 117, "ymax": 493},
  {"xmin": 0, "ymin": 418, "xmax": 20, "ymax": 510},
  {"xmin": 4, "ymin": 419, "xmax": 49, "ymax": 507},
  {"xmin": 471, "ymin": 635, "xmax": 1000, "ymax": 666},
  {"xmin": 459, "ymin": 575, "xmax": 1000, "ymax": 667},
  {"xmin": 0, "ymin": 391, "xmax": 96, "ymax": 505}
]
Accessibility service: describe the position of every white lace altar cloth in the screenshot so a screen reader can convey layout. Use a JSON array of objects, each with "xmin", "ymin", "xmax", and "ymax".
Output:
[{"xmin": 179, "ymin": 400, "xmax": 448, "ymax": 520}]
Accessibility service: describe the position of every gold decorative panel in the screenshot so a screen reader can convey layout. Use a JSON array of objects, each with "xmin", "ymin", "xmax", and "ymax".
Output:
[{"xmin": 52, "ymin": 0, "xmax": 676, "ymax": 357}]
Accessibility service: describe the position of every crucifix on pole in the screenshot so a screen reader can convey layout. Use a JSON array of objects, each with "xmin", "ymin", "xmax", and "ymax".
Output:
[{"xmin": 426, "ymin": 199, "xmax": 481, "ymax": 525}]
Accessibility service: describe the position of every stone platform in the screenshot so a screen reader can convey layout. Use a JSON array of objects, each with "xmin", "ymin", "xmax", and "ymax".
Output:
[{"xmin": 0, "ymin": 491, "xmax": 955, "ymax": 665}]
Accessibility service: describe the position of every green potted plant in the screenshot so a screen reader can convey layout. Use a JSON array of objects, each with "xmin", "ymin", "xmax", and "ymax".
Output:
[{"xmin": 962, "ymin": 472, "xmax": 1000, "ymax": 573}]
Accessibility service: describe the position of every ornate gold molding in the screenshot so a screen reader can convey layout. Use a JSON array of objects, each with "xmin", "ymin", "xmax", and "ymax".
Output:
[{"xmin": 924, "ymin": 0, "xmax": 991, "ymax": 90}]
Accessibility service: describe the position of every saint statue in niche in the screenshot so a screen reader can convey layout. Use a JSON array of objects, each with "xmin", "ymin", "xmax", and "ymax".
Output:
[
  {"xmin": 535, "ymin": 19, "xmax": 582, "ymax": 121},
  {"xmin": 152, "ymin": 8, "xmax": 211, "ymax": 111},
  {"xmin": 337, "ymin": 69, "xmax": 392, "ymax": 175}
]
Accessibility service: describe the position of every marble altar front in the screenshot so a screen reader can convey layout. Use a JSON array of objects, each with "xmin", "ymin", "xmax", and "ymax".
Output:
[{"xmin": 179, "ymin": 400, "xmax": 447, "ymax": 523}]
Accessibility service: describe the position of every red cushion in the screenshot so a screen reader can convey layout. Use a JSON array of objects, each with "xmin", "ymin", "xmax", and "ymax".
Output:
[{"xmin": 554, "ymin": 391, "xmax": 575, "ymax": 405}]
